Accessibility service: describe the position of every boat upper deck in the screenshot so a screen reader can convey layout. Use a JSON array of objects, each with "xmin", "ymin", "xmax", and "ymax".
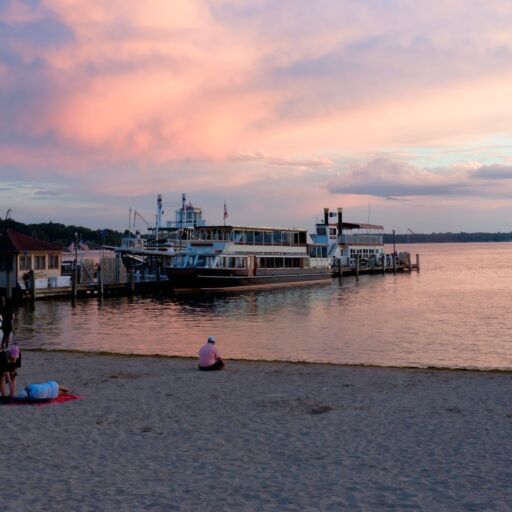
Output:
[{"xmin": 187, "ymin": 225, "xmax": 308, "ymax": 246}]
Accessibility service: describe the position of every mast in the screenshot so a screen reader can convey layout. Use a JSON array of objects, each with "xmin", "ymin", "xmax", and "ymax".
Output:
[
  {"xmin": 156, "ymin": 194, "xmax": 163, "ymax": 242},
  {"xmin": 182, "ymin": 193, "xmax": 187, "ymax": 228}
]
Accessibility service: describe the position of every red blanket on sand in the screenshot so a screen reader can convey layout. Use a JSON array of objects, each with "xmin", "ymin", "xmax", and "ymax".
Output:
[{"xmin": 2, "ymin": 394, "xmax": 83, "ymax": 407}]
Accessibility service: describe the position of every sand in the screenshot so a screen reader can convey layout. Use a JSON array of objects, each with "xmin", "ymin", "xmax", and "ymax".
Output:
[{"xmin": 2, "ymin": 350, "xmax": 512, "ymax": 511}]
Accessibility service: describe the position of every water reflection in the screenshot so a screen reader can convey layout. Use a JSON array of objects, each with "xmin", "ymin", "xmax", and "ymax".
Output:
[{"xmin": 13, "ymin": 243, "xmax": 512, "ymax": 369}]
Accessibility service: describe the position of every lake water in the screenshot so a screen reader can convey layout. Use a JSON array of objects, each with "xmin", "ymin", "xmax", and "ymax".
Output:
[{"xmin": 12, "ymin": 243, "xmax": 512, "ymax": 370}]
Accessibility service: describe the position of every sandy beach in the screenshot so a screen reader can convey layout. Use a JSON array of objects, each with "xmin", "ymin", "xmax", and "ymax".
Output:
[{"xmin": 2, "ymin": 350, "xmax": 512, "ymax": 511}]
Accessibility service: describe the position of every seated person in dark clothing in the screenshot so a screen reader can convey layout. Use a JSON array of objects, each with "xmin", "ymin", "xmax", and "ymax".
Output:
[
  {"xmin": 198, "ymin": 336, "xmax": 225, "ymax": 371},
  {"xmin": 0, "ymin": 345, "xmax": 21, "ymax": 399}
]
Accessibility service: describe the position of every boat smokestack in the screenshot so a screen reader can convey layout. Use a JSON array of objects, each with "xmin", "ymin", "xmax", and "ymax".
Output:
[
  {"xmin": 324, "ymin": 208, "xmax": 329, "ymax": 225},
  {"xmin": 337, "ymin": 207, "xmax": 343, "ymax": 237}
]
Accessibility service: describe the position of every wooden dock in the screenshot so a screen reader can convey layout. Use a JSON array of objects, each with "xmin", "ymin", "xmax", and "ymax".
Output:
[{"xmin": 21, "ymin": 252, "xmax": 420, "ymax": 301}]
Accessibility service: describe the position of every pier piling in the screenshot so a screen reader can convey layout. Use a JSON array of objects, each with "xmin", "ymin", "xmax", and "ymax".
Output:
[
  {"xmin": 355, "ymin": 254, "xmax": 360, "ymax": 280},
  {"xmin": 416, "ymin": 253, "xmax": 420, "ymax": 272},
  {"xmin": 29, "ymin": 270, "xmax": 35, "ymax": 303},
  {"xmin": 98, "ymin": 264, "xmax": 104, "ymax": 297}
]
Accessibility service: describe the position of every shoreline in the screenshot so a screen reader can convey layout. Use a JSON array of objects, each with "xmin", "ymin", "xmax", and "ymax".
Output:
[{"xmin": 22, "ymin": 346, "xmax": 512, "ymax": 374}]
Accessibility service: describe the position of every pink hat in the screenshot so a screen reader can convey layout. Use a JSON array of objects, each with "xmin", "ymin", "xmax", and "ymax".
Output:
[{"xmin": 8, "ymin": 345, "xmax": 19, "ymax": 360}]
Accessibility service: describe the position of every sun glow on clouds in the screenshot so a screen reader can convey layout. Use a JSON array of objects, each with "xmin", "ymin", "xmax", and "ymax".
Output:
[{"xmin": 2, "ymin": 0, "xmax": 512, "ymax": 229}]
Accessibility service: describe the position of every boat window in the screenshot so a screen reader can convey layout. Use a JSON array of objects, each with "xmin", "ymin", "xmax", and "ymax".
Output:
[
  {"xmin": 254, "ymin": 231, "xmax": 263, "ymax": 244},
  {"xmin": 273, "ymin": 231, "xmax": 282, "ymax": 244},
  {"xmin": 329, "ymin": 228, "xmax": 337, "ymax": 236},
  {"xmin": 245, "ymin": 231, "xmax": 254, "ymax": 244},
  {"xmin": 173, "ymin": 255, "xmax": 186, "ymax": 267},
  {"xmin": 236, "ymin": 257, "xmax": 246, "ymax": 268},
  {"xmin": 317, "ymin": 227, "xmax": 326, "ymax": 235},
  {"xmin": 264, "ymin": 232, "xmax": 272, "ymax": 244},
  {"xmin": 282, "ymin": 232, "xmax": 291, "ymax": 245}
]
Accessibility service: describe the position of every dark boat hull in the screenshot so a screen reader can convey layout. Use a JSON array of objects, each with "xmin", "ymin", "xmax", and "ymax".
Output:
[{"xmin": 167, "ymin": 268, "xmax": 331, "ymax": 290}]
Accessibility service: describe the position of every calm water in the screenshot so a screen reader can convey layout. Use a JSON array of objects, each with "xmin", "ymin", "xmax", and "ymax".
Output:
[{"xmin": 12, "ymin": 243, "xmax": 512, "ymax": 370}]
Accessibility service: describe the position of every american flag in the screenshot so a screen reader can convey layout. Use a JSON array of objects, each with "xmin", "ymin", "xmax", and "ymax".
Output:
[{"xmin": 223, "ymin": 201, "xmax": 228, "ymax": 221}]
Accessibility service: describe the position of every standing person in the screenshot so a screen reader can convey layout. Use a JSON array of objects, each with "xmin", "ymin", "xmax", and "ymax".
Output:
[
  {"xmin": 0, "ymin": 297, "xmax": 14, "ymax": 349},
  {"xmin": 0, "ymin": 345, "xmax": 21, "ymax": 399},
  {"xmin": 198, "ymin": 336, "xmax": 225, "ymax": 371}
]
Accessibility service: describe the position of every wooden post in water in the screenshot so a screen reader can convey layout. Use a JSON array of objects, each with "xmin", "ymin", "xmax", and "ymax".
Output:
[
  {"xmin": 408, "ymin": 253, "xmax": 412, "ymax": 272},
  {"xmin": 29, "ymin": 269, "xmax": 35, "ymax": 303},
  {"xmin": 416, "ymin": 253, "xmax": 420, "ymax": 272},
  {"xmin": 71, "ymin": 263, "xmax": 77, "ymax": 300},
  {"xmin": 382, "ymin": 254, "xmax": 386, "ymax": 274},
  {"xmin": 128, "ymin": 269, "xmax": 135, "ymax": 294},
  {"xmin": 355, "ymin": 254, "xmax": 360, "ymax": 280},
  {"xmin": 393, "ymin": 253, "xmax": 397, "ymax": 275},
  {"xmin": 98, "ymin": 264, "xmax": 103, "ymax": 297}
]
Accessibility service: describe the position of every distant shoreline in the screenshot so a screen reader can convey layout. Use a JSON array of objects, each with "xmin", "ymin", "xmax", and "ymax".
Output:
[{"xmin": 384, "ymin": 234, "xmax": 512, "ymax": 244}]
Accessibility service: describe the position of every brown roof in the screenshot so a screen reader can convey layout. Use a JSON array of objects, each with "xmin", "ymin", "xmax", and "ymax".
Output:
[{"xmin": 0, "ymin": 229, "xmax": 63, "ymax": 253}]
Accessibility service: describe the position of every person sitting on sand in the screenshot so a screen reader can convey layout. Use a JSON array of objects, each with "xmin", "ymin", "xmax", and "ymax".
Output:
[
  {"xmin": 198, "ymin": 336, "xmax": 225, "ymax": 371},
  {"xmin": 0, "ymin": 345, "xmax": 21, "ymax": 399}
]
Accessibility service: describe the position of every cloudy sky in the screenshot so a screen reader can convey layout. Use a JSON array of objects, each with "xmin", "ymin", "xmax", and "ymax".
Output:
[{"xmin": 2, "ymin": 0, "xmax": 512, "ymax": 233}]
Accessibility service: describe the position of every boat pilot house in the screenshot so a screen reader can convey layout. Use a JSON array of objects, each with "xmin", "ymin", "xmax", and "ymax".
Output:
[{"xmin": 0, "ymin": 229, "xmax": 63, "ymax": 297}]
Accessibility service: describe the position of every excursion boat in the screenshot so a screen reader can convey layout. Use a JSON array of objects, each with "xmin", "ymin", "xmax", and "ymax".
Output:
[{"xmin": 166, "ymin": 225, "xmax": 331, "ymax": 290}]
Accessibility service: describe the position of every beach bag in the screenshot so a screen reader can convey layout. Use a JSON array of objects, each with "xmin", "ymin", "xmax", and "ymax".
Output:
[{"xmin": 26, "ymin": 381, "xmax": 59, "ymax": 400}]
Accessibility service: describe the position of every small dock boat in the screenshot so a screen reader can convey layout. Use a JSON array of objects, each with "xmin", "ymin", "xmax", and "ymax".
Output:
[{"xmin": 310, "ymin": 208, "xmax": 385, "ymax": 271}]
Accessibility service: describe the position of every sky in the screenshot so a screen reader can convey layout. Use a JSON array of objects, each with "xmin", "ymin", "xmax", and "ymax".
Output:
[{"xmin": 2, "ymin": 0, "xmax": 512, "ymax": 234}]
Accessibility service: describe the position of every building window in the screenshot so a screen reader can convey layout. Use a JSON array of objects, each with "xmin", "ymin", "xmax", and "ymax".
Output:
[
  {"xmin": 19, "ymin": 254, "xmax": 32, "ymax": 271},
  {"xmin": 35, "ymin": 255, "xmax": 46, "ymax": 270},
  {"xmin": 48, "ymin": 254, "xmax": 59, "ymax": 269}
]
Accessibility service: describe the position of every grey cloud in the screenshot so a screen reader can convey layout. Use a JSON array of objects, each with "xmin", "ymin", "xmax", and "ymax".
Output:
[
  {"xmin": 327, "ymin": 158, "xmax": 510, "ymax": 198},
  {"xmin": 471, "ymin": 164, "xmax": 512, "ymax": 180}
]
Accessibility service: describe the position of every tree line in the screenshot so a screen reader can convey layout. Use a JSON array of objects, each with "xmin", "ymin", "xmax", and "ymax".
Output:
[
  {"xmin": 0, "ymin": 218, "xmax": 124, "ymax": 248},
  {"xmin": 2, "ymin": 217, "xmax": 511, "ymax": 247},
  {"xmin": 383, "ymin": 232, "xmax": 512, "ymax": 244}
]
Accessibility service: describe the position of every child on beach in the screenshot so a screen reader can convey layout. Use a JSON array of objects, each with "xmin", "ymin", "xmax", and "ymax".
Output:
[
  {"xmin": 17, "ymin": 381, "xmax": 71, "ymax": 401},
  {"xmin": 198, "ymin": 336, "xmax": 225, "ymax": 371},
  {"xmin": 0, "ymin": 345, "xmax": 21, "ymax": 399}
]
